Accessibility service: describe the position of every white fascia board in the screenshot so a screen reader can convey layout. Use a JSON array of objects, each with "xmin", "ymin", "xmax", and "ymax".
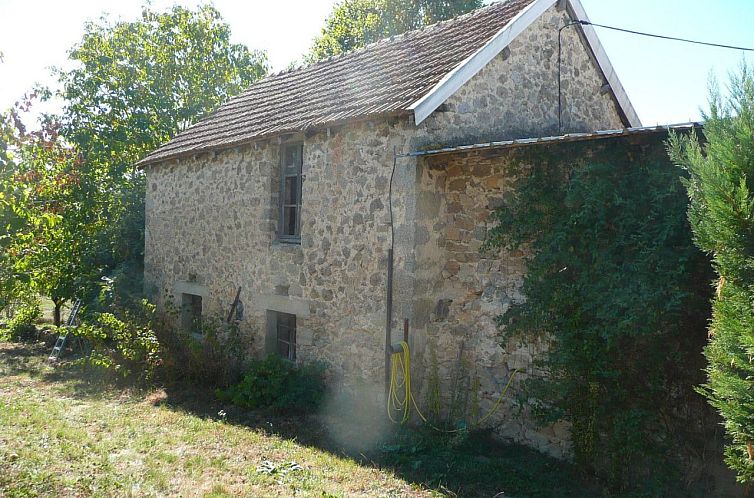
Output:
[
  {"xmin": 567, "ymin": 0, "xmax": 642, "ymax": 127},
  {"xmin": 409, "ymin": 0, "xmax": 557, "ymax": 125}
]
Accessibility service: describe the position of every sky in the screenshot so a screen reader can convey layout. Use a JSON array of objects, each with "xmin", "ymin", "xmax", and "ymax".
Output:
[{"xmin": 0, "ymin": 0, "xmax": 753, "ymax": 127}]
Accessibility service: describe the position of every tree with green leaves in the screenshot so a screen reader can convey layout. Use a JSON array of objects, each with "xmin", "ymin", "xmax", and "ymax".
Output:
[
  {"xmin": 670, "ymin": 65, "xmax": 754, "ymax": 484},
  {"xmin": 0, "ymin": 109, "xmax": 32, "ymax": 312},
  {"xmin": 1, "ymin": 96, "xmax": 100, "ymax": 325},
  {"xmin": 58, "ymin": 5, "xmax": 268, "ymax": 177},
  {"xmin": 308, "ymin": 0, "xmax": 481, "ymax": 62},
  {"xmin": 3, "ymin": 5, "xmax": 268, "ymax": 322}
]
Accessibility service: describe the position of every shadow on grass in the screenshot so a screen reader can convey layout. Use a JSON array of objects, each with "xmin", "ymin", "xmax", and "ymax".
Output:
[
  {"xmin": 0, "ymin": 341, "xmax": 54, "ymax": 377},
  {"xmin": 0, "ymin": 340, "xmax": 142, "ymax": 400},
  {"xmin": 0, "ymin": 341, "xmax": 593, "ymax": 498},
  {"xmin": 154, "ymin": 381, "xmax": 595, "ymax": 498}
]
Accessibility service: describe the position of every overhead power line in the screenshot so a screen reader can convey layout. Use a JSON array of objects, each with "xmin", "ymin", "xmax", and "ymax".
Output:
[{"xmin": 576, "ymin": 20, "xmax": 754, "ymax": 52}]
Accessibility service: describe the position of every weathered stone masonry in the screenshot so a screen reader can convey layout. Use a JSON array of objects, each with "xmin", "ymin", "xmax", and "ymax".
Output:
[
  {"xmin": 414, "ymin": 148, "xmax": 568, "ymax": 456},
  {"xmin": 144, "ymin": 3, "xmax": 623, "ymax": 456}
]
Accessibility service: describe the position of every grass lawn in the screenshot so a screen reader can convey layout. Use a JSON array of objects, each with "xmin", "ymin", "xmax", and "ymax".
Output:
[{"xmin": 0, "ymin": 341, "xmax": 590, "ymax": 497}]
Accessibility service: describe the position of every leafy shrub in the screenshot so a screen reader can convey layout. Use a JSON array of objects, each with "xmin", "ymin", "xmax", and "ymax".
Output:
[
  {"xmin": 217, "ymin": 355, "xmax": 327, "ymax": 412},
  {"xmin": 156, "ymin": 312, "xmax": 246, "ymax": 387},
  {"xmin": 73, "ymin": 299, "xmax": 161, "ymax": 383},
  {"xmin": 92, "ymin": 260, "xmax": 146, "ymax": 313},
  {"xmin": 2, "ymin": 298, "xmax": 41, "ymax": 342}
]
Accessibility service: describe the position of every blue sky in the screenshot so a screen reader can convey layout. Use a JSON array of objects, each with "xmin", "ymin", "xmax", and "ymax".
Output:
[
  {"xmin": 579, "ymin": 0, "xmax": 754, "ymax": 125},
  {"xmin": 1, "ymin": 0, "xmax": 752, "ymax": 126}
]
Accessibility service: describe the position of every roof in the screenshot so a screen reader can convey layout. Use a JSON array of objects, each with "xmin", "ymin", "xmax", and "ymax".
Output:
[
  {"xmin": 139, "ymin": 0, "xmax": 640, "ymax": 167},
  {"xmin": 399, "ymin": 123, "xmax": 702, "ymax": 157}
]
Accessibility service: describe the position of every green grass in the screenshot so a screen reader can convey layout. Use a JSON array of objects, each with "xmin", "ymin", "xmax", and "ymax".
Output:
[
  {"xmin": 0, "ymin": 341, "xmax": 591, "ymax": 497},
  {"xmin": 38, "ymin": 296, "xmax": 75, "ymax": 324}
]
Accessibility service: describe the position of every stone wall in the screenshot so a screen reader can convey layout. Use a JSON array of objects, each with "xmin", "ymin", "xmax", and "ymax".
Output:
[
  {"xmin": 145, "ymin": 118, "xmax": 414, "ymax": 405},
  {"xmin": 413, "ymin": 148, "xmax": 569, "ymax": 457},
  {"xmin": 393, "ymin": 3, "xmax": 623, "ymax": 458},
  {"xmin": 144, "ymin": 2, "xmax": 627, "ymax": 458},
  {"xmin": 416, "ymin": 3, "xmax": 625, "ymax": 148}
]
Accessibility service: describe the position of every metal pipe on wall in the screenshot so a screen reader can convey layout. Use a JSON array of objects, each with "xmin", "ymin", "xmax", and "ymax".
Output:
[{"xmin": 385, "ymin": 248, "xmax": 394, "ymax": 401}]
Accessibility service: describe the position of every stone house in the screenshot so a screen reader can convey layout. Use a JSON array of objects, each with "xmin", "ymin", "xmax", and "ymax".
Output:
[{"xmin": 138, "ymin": 0, "xmax": 641, "ymax": 456}]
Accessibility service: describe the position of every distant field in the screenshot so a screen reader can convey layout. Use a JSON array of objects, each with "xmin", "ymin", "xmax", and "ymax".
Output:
[
  {"xmin": 38, "ymin": 296, "xmax": 75, "ymax": 324},
  {"xmin": 0, "ymin": 296, "xmax": 61, "ymax": 324}
]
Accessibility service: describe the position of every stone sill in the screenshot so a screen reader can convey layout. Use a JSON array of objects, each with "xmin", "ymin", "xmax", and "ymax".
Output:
[{"xmin": 271, "ymin": 240, "xmax": 302, "ymax": 252}]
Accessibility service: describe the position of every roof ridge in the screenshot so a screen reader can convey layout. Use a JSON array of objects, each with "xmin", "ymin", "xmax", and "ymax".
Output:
[{"xmin": 263, "ymin": 1, "xmax": 512, "ymax": 82}]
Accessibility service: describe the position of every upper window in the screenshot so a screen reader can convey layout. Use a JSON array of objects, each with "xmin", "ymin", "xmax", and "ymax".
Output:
[{"xmin": 279, "ymin": 143, "xmax": 303, "ymax": 242}]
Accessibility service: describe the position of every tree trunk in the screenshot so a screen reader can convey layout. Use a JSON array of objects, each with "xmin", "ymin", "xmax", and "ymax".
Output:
[{"xmin": 53, "ymin": 299, "xmax": 62, "ymax": 327}]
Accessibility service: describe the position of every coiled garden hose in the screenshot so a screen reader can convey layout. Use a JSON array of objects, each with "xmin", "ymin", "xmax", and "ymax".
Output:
[{"xmin": 387, "ymin": 341, "xmax": 519, "ymax": 431}]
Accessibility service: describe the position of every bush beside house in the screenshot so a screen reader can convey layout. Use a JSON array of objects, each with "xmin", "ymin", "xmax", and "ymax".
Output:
[{"xmin": 671, "ymin": 66, "xmax": 754, "ymax": 486}]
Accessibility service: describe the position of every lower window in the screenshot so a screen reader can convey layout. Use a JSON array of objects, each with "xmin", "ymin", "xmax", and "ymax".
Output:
[
  {"xmin": 275, "ymin": 311, "xmax": 296, "ymax": 361},
  {"xmin": 181, "ymin": 293, "xmax": 202, "ymax": 335}
]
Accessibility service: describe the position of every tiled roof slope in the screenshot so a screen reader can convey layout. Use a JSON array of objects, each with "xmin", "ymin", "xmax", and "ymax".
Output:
[{"xmin": 139, "ymin": 0, "xmax": 535, "ymax": 166}]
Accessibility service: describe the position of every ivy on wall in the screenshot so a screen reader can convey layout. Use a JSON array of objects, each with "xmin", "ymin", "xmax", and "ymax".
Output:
[{"xmin": 485, "ymin": 138, "xmax": 713, "ymax": 496}]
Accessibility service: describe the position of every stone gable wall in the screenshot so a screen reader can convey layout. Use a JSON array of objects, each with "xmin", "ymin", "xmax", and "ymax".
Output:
[
  {"xmin": 417, "ymin": 4, "xmax": 625, "ymax": 148},
  {"xmin": 145, "ymin": 118, "xmax": 415, "ymax": 405}
]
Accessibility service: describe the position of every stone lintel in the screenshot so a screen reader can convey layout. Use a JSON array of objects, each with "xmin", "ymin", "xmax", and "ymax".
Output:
[
  {"xmin": 174, "ymin": 281, "xmax": 209, "ymax": 298},
  {"xmin": 253, "ymin": 294, "xmax": 311, "ymax": 317}
]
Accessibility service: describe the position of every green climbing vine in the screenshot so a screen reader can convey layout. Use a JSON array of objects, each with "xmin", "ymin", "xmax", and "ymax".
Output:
[{"xmin": 485, "ymin": 138, "xmax": 713, "ymax": 496}]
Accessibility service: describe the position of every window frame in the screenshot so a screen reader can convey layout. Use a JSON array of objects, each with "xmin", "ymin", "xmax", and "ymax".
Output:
[
  {"xmin": 275, "ymin": 312, "xmax": 297, "ymax": 361},
  {"xmin": 180, "ymin": 293, "xmax": 203, "ymax": 337},
  {"xmin": 278, "ymin": 142, "xmax": 303, "ymax": 244}
]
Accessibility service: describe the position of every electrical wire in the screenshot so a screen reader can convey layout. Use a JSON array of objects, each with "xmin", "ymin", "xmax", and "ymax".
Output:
[
  {"xmin": 577, "ymin": 20, "xmax": 754, "ymax": 52},
  {"xmin": 559, "ymin": 18, "xmax": 754, "ymax": 132},
  {"xmin": 558, "ymin": 21, "xmax": 581, "ymax": 134},
  {"xmin": 385, "ymin": 148, "xmax": 398, "ymax": 397}
]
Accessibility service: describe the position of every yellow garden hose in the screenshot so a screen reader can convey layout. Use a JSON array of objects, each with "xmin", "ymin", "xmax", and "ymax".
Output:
[{"xmin": 387, "ymin": 341, "xmax": 519, "ymax": 431}]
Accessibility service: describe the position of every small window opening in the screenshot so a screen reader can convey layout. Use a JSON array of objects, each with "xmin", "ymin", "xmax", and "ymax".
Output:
[
  {"xmin": 181, "ymin": 293, "xmax": 202, "ymax": 335},
  {"xmin": 275, "ymin": 311, "xmax": 296, "ymax": 361},
  {"xmin": 279, "ymin": 143, "xmax": 303, "ymax": 242}
]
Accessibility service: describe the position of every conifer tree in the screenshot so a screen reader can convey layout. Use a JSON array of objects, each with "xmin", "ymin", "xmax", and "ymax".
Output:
[{"xmin": 670, "ymin": 65, "xmax": 754, "ymax": 484}]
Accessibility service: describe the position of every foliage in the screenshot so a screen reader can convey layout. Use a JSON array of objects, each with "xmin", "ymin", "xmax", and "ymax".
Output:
[
  {"xmin": 380, "ymin": 428, "xmax": 594, "ymax": 498},
  {"xmin": 154, "ymin": 309, "xmax": 246, "ymax": 387},
  {"xmin": 308, "ymin": 0, "xmax": 481, "ymax": 62},
  {"xmin": 485, "ymin": 140, "xmax": 712, "ymax": 495},
  {"xmin": 669, "ymin": 64, "xmax": 754, "ymax": 484},
  {"xmin": 72, "ymin": 300, "xmax": 160, "ymax": 383},
  {"xmin": 2, "ymin": 104, "xmax": 65, "ymax": 318},
  {"xmin": 1, "ymin": 6, "xmax": 268, "ymax": 325},
  {"xmin": 2, "ymin": 297, "xmax": 41, "ymax": 342},
  {"xmin": 217, "ymin": 355, "xmax": 327, "ymax": 412},
  {"xmin": 57, "ymin": 4, "xmax": 268, "ymax": 177},
  {"xmin": 0, "ymin": 109, "xmax": 23, "ymax": 297},
  {"xmin": 3, "ymin": 97, "xmax": 107, "ymax": 324}
]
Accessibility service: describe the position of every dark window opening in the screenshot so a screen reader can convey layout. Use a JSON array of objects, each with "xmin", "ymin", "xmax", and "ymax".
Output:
[
  {"xmin": 275, "ymin": 311, "xmax": 296, "ymax": 361},
  {"xmin": 279, "ymin": 143, "xmax": 303, "ymax": 242},
  {"xmin": 181, "ymin": 293, "xmax": 202, "ymax": 335}
]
